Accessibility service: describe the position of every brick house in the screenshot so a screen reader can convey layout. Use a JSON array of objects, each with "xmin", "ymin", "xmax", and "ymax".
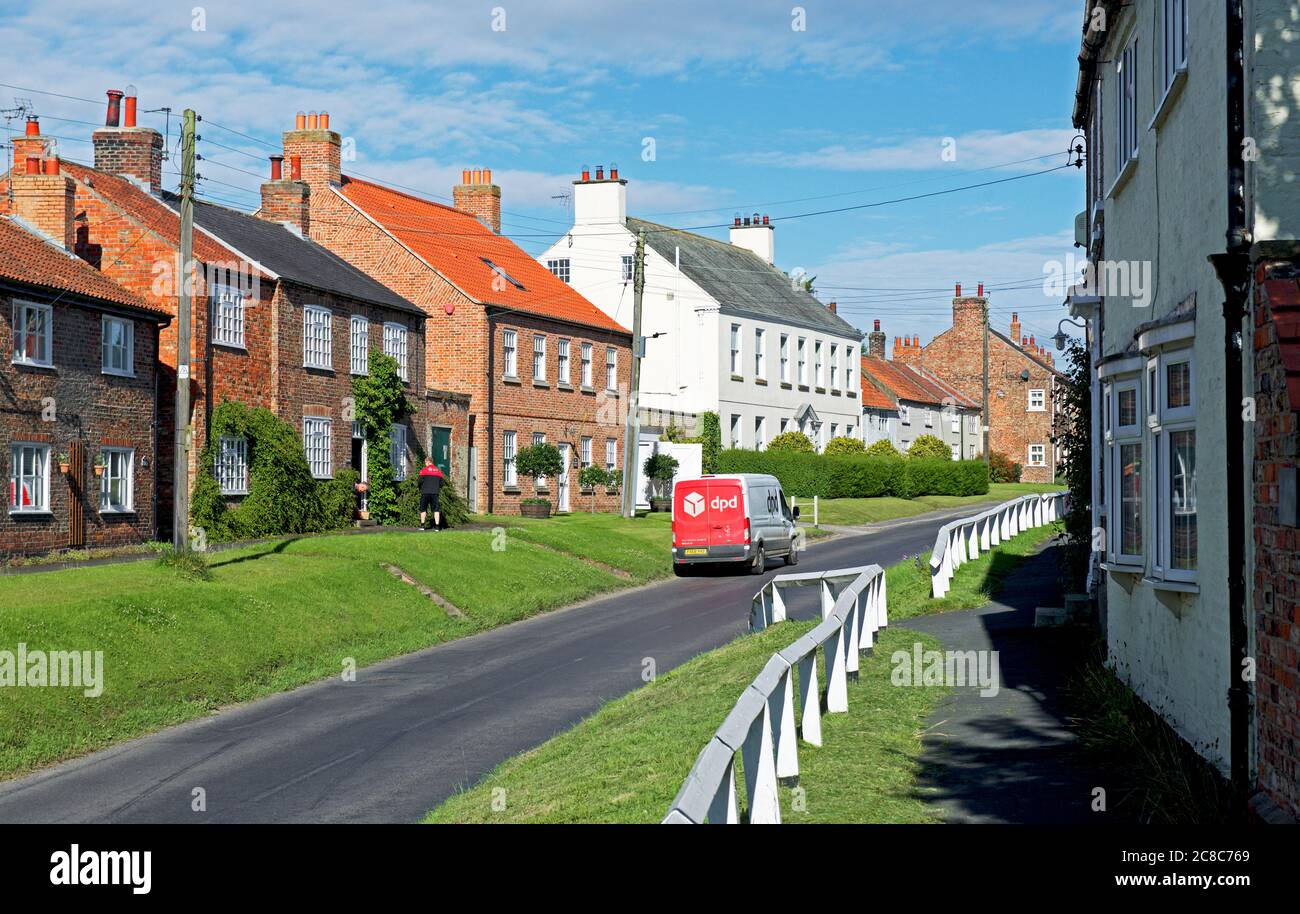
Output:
[
  {"xmin": 276, "ymin": 112, "xmax": 633, "ymax": 513},
  {"xmin": 890, "ymin": 286, "xmax": 1062, "ymax": 482},
  {"xmin": 0, "ymin": 213, "xmax": 168, "ymax": 557},
  {"xmin": 1, "ymin": 95, "xmax": 430, "ymax": 534}
]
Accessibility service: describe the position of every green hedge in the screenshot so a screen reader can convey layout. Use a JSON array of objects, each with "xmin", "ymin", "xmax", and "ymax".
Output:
[{"xmin": 716, "ymin": 449, "xmax": 988, "ymax": 499}]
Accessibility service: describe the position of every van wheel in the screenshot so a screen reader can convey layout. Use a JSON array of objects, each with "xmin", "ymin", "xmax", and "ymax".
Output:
[
  {"xmin": 749, "ymin": 544, "xmax": 765, "ymax": 575},
  {"xmin": 785, "ymin": 545, "xmax": 799, "ymax": 566}
]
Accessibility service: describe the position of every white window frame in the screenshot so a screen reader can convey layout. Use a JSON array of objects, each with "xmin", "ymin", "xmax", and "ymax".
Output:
[
  {"xmin": 1107, "ymin": 377, "xmax": 1144, "ymax": 567},
  {"xmin": 303, "ymin": 416, "xmax": 333, "ymax": 480},
  {"xmin": 1116, "ymin": 36, "xmax": 1139, "ymax": 175},
  {"xmin": 730, "ymin": 323, "xmax": 742, "ymax": 376},
  {"xmin": 503, "ymin": 329, "xmax": 518, "ymax": 379},
  {"xmin": 9, "ymin": 442, "xmax": 50, "ymax": 513},
  {"xmin": 533, "ymin": 334, "xmax": 547, "ymax": 382},
  {"xmin": 350, "ymin": 315, "xmax": 369, "ymax": 376},
  {"xmin": 814, "ymin": 340, "xmax": 824, "ymax": 388},
  {"xmin": 210, "ymin": 284, "xmax": 246, "ymax": 349},
  {"xmin": 621, "ymin": 255, "xmax": 634, "ymax": 283},
  {"xmin": 779, "ymin": 334, "xmax": 789, "ymax": 383},
  {"xmin": 216, "ymin": 435, "xmax": 249, "ymax": 495},
  {"xmin": 1161, "ymin": 0, "xmax": 1188, "ymax": 96},
  {"xmin": 845, "ymin": 351, "xmax": 854, "ymax": 391},
  {"xmin": 558, "ymin": 338, "xmax": 571, "ymax": 385},
  {"xmin": 580, "ymin": 436, "xmax": 592, "ymax": 468},
  {"xmin": 730, "ymin": 413, "xmax": 741, "ymax": 448},
  {"xmin": 754, "ymin": 327, "xmax": 766, "ymax": 380},
  {"xmin": 605, "ymin": 346, "xmax": 617, "ymax": 391},
  {"xmin": 923, "ymin": 408, "xmax": 933, "ymax": 428},
  {"xmin": 1027, "ymin": 444, "xmax": 1046, "ymax": 468},
  {"xmin": 830, "ymin": 344, "xmax": 839, "ymax": 390},
  {"xmin": 950, "ymin": 410, "xmax": 960, "ymax": 434},
  {"xmin": 1152, "ymin": 349, "xmax": 1196, "ymax": 582},
  {"xmin": 383, "ymin": 322, "xmax": 409, "ymax": 381},
  {"xmin": 532, "ymin": 432, "xmax": 547, "ymax": 487},
  {"xmin": 12, "ymin": 300, "xmax": 53, "ymax": 368},
  {"xmin": 503, "ymin": 430, "xmax": 518, "ymax": 487},
  {"xmin": 1028, "ymin": 388, "xmax": 1046, "ymax": 412},
  {"xmin": 605, "ymin": 438, "xmax": 617, "ymax": 473},
  {"xmin": 101, "ymin": 314, "xmax": 134, "ymax": 377},
  {"xmin": 546, "ymin": 258, "xmax": 571, "ymax": 283},
  {"xmin": 390, "ymin": 423, "xmax": 408, "ymax": 481},
  {"xmin": 303, "ymin": 306, "xmax": 332, "ymax": 370},
  {"xmin": 755, "ymin": 416, "xmax": 766, "ymax": 450},
  {"xmin": 99, "ymin": 447, "xmax": 134, "ymax": 513},
  {"xmin": 899, "ymin": 404, "xmax": 911, "ymax": 425},
  {"xmin": 797, "ymin": 337, "xmax": 807, "ymax": 385},
  {"xmin": 580, "ymin": 342, "xmax": 593, "ymax": 388}
]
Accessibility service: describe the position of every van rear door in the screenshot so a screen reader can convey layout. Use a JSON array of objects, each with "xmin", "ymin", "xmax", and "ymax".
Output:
[
  {"xmin": 706, "ymin": 479, "xmax": 746, "ymax": 547},
  {"xmin": 673, "ymin": 479, "xmax": 711, "ymax": 549}
]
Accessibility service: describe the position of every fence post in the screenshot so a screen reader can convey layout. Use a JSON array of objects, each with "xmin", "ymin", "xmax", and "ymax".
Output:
[
  {"xmin": 844, "ymin": 597, "xmax": 860, "ymax": 679},
  {"xmin": 741, "ymin": 704, "xmax": 781, "ymax": 824},
  {"xmin": 813, "ymin": 495, "xmax": 819, "ymax": 528},
  {"xmin": 798, "ymin": 653, "xmax": 822, "ymax": 746},
  {"xmin": 819, "ymin": 577, "xmax": 835, "ymax": 620},
  {"xmin": 708, "ymin": 757, "xmax": 740, "ymax": 824},
  {"xmin": 824, "ymin": 624, "xmax": 848, "ymax": 713},
  {"xmin": 772, "ymin": 669, "xmax": 800, "ymax": 785}
]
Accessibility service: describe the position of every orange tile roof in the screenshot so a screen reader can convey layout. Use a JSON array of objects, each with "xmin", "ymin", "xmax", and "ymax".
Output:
[
  {"xmin": 59, "ymin": 161, "xmax": 265, "ymax": 273},
  {"xmin": 337, "ymin": 175, "xmax": 629, "ymax": 334},
  {"xmin": 859, "ymin": 357, "xmax": 896, "ymax": 410},
  {"xmin": 0, "ymin": 217, "xmax": 164, "ymax": 315},
  {"xmin": 861, "ymin": 355, "xmax": 976, "ymax": 409}
]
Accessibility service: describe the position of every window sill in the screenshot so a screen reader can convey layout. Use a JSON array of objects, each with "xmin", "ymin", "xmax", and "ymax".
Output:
[
  {"xmin": 99, "ymin": 509, "xmax": 136, "ymax": 517},
  {"xmin": 731, "ymin": 374, "xmax": 744, "ymax": 383},
  {"xmin": 604, "ymin": 388, "xmax": 619, "ymax": 396},
  {"xmin": 797, "ymin": 384, "xmax": 810, "ymax": 392},
  {"xmin": 557, "ymin": 382, "xmax": 574, "ymax": 392},
  {"xmin": 755, "ymin": 378, "xmax": 768, "ymax": 386},
  {"xmin": 220, "ymin": 490, "xmax": 249, "ymax": 497},
  {"xmin": 1107, "ymin": 154, "xmax": 1138, "ymax": 200},
  {"xmin": 502, "ymin": 486, "xmax": 521, "ymax": 494},
  {"xmin": 814, "ymin": 387, "xmax": 826, "ymax": 395},
  {"xmin": 102, "ymin": 369, "xmax": 136, "ymax": 379},
  {"xmin": 580, "ymin": 385, "xmax": 595, "ymax": 394},
  {"xmin": 780, "ymin": 381, "xmax": 792, "ymax": 390},
  {"xmin": 1100, "ymin": 561, "xmax": 1144, "ymax": 576},
  {"xmin": 212, "ymin": 341, "xmax": 247, "ymax": 352},
  {"xmin": 502, "ymin": 375, "xmax": 522, "ymax": 386},
  {"xmin": 532, "ymin": 380, "xmax": 549, "ymax": 389},
  {"xmin": 1027, "ymin": 407, "xmax": 1046, "ymax": 413},
  {"xmin": 1148, "ymin": 67, "xmax": 1188, "ymax": 132},
  {"xmin": 11, "ymin": 359, "xmax": 54, "ymax": 371},
  {"xmin": 8, "ymin": 510, "xmax": 53, "ymax": 517},
  {"xmin": 1145, "ymin": 576, "xmax": 1199, "ymax": 595},
  {"xmin": 304, "ymin": 364, "xmax": 334, "ymax": 374},
  {"xmin": 846, "ymin": 390, "xmax": 856, "ymax": 398}
]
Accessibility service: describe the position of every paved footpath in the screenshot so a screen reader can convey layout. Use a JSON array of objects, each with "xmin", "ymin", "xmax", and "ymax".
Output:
[
  {"xmin": 903, "ymin": 544, "xmax": 1126, "ymax": 824},
  {"xmin": 0, "ymin": 505, "xmax": 984, "ymax": 824}
]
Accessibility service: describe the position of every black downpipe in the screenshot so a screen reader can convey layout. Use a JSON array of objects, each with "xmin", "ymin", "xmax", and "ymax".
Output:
[
  {"xmin": 1214, "ymin": 0, "xmax": 1251, "ymax": 801},
  {"xmin": 486, "ymin": 309, "xmax": 496, "ymax": 516}
]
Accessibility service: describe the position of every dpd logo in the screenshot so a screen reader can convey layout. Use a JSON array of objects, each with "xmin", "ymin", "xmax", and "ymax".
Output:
[{"xmin": 682, "ymin": 492, "xmax": 705, "ymax": 517}]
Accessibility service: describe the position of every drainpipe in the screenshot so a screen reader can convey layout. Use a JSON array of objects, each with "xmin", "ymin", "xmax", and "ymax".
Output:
[
  {"xmin": 1209, "ymin": 0, "xmax": 1251, "ymax": 802},
  {"xmin": 486, "ymin": 309, "xmax": 496, "ymax": 515}
]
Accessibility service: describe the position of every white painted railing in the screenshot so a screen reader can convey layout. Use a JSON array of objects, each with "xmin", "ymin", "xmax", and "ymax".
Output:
[
  {"xmin": 928, "ymin": 491, "xmax": 1068, "ymax": 599},
  {"xmin": 663, "ymin": 564, "xmax": 887, "ymax": 824}
]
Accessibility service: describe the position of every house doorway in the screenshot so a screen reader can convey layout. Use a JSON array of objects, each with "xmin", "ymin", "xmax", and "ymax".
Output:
[{"xmin": 557, "ymin": 442, "xmax": 571, "ymax": 513}]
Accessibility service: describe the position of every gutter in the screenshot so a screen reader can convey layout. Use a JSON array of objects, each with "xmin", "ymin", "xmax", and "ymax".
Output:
[{"xmin": 1072, "ymin": 1, "xmax": 1125, "ymax": 128}]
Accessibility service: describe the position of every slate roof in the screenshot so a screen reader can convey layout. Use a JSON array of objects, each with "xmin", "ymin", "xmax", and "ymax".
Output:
[
  {"xmin": 0, "ymin": 216, "xmax": 164, "ymax": 316},
  {"xmin": 183, "ymin": 196, "xmax": 424, "ymax": 316},
  {"xmin": 626, "ymin": 217, "xmax": 862, "ymax": 340},
  {"xmin": 337, "ymin": 176, "xmax": 628, "ymax": 333}
]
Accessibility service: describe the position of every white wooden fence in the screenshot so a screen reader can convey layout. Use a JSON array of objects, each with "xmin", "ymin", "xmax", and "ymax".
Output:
[
  {"xmin": 928, "ymin": 491, "xmax": 1068, "ymax": 598},
  {"xmin": 662, "ymin": 564, "xmax": 887, "ymax": 824}
]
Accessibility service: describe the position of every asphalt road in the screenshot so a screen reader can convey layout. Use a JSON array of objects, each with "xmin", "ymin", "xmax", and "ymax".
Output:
[{"xmin": 0, "ymin": 508, "xmax": 971, "ymax": 824}]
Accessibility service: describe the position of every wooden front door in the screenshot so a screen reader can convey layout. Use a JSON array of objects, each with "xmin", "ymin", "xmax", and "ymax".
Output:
[{"xmin": 67, "ymin": 440, "xmax": 86, "ymax": 548}]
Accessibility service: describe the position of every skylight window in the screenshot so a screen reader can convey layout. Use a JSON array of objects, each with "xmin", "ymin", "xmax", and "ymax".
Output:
[{"xmin": 482, "ymin": 258, "xmax": 526, "ymax": 291}]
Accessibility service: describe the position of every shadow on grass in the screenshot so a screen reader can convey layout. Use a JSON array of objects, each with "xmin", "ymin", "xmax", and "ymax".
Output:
[{"xmin": 207, "ymin": 537, "xmax": 300, "ymax": 568}]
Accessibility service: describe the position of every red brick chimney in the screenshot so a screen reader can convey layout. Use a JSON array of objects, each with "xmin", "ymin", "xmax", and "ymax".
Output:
[
  {"xmin": 11, "ymin": 156, "xmax": 76, "ymax": 249},
  {"xmin": 893, "ymin": 333, "xmax": 923, "ymax": 367},
  {"xmin": 453, "ymin": 168, "xmax": 502, "ymax": 233},
  {"xmin": 259, "ymin": 155, "xmax": 310, "ymax": 235},
  {"xmin": 1010, "ymin": 312, "xmax": 1021, "ymax": 346},
  {"xmin": 827, "ymin": 300, "xmax": 837, "ymax": 314},
  {"xmin": 282, "ymin": 109, "xmax": 342, "ymax": 195},
  {"xmin": 952, "ymin": 281, "xmax": 988, "ymax": 333},
  {"xmin": 867, "ymin": 319, "xmax": 886, "ymax": 358},
  {"xmin": 92, "ymin": 89, "xmax": 163, "ymax": 194},
  {"xmin": 11, "ymin": 116, "xmax": 52, "ymax": 164}
]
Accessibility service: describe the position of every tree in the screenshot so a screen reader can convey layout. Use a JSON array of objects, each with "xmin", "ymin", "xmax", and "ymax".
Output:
[
  {"xmin": 767, "ymin": 430, "xmax": 815, "ymax": 453},
  {"xmin": 907, "ymin": 434, "xmax": 951, "ymax": 461},
  {"xmin": 514, "ymin": 442, "xmax": 564, "ymax": 487},
  {"xmin": 578, "ymin": 466, "xmax": 609, "ymax": 512},
  {"xmin": 824, "ymin": 435, "xmax": 865, "ymax": 456},
  {"xmin": 353, "ymin": 351, "xmax": 416, "ymax": 525},
  {"xmin": 643, "ymin": 451, "xmax": 680, "ymax": 498},
  {"xmin": 865, "ymin": 438, "xmax": 901, "ymax": 458},
  {"xmin": 1057, "ymin": 339, "xmax": 1092, "ymax": 591},
  {"xmin": 989, "ymin": 451, "xmax": 1022, "ymax": 483},
  {"xmin": 698, "ymin": 411, "xmax": 721, "ymax": 473}
]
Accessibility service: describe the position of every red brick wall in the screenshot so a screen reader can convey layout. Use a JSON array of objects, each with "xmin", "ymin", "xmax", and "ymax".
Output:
[
  {"xmin": 0, "ymin": 294, "xmax": 160, "ymax": 556},
  {"xmin": 1251, "ymin": 261, "xmax": 1300, "ymax": 820},
  {"xmin": 912, "ymin": 297, "xmax": 1059, "ymax": 482},
  {"xmin": 91, "ymin": 128, "xmax": 163, "ymax": 195}
]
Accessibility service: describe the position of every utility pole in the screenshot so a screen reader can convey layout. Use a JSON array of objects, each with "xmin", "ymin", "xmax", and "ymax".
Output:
[
  {"xmin": 621, "ymin": 230, "xmax": 646, "ymax": 518},
  {"xmin": 982, "ymin": 297, "xmax": 990, "ymax": 465},
  {"xmin": 173, "ymin": 108, "xmax": 196, "ymax": 551}
]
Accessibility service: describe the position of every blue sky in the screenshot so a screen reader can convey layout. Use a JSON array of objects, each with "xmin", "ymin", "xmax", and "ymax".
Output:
[{"xmin": 2, "ymin": 0, "xmax": 1086, "ymax": 346}]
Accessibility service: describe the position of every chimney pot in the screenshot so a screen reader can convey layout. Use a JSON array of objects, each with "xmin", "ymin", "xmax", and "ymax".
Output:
[
  {"xmin": 1030, "ymin": 336, "xmax": 1036, "ymax": 347},
  {"xmin": 24, "ymin": 156, "xmax": 39, "ymax": 175},
  {"xmin": 319, "ymin": 111, "xmax": 329, "ymax": 129},
  {"xmin": 895, "ymin": 336, "xmax": 901, "ymax": 347},
  {"xmin": 270, "ymin": 155, "xmax": 283, "ymax": 180},
  {"xmin": 762, "ymin": 214, "xmax": 769, "ymax": 225},
  {"xmin": 828, "ymin": 301, "xmax": 837, "ymax": 314},
  {"xmin": 913, "ymin": 335, "xmax": 919, "ymax": 347},
  {"xmin": 609, "ymin": 163, "xmax": 618, "ymax": 180},
  {"xmin": 978, "ymin": 282, "xmax": 984, "ymax": 296},
  {"xmin": 296, "ymin": 111, "xmax": 307, "ymax": 130},
  {"xmin": 595, "ymin": 165, "xmax": 604, "ymax": 180},
  {"xmin": 955, "ymin": 283, "xmax": 961, "ymax": 297},
  {"xmin": 873, "ymin": 319, "xmax": 881, "ymax": 331},
  {"xmin": 1023, "ymin": 336, "xmax": 1029, "ymax": 347},
  {"xmin": 462, "ymin": 169, "xmax": 472, "ymax": 184},
  {"xmin": 25, "ymin": 116, "xmax": 39, "ymax": 137},
  {"xmin": 307, "ymin": 111, "xmax": 318, "ymax": 129},
  {"xmin": 105, "ymin": 89, "xmax": 124, "ymax": 127},
  {"xmin": 42, "ymin": 157, "xmax": 58, "ymax": 176},
  {"xmin": 290, "ymin": 154, "xmax": 302, "ymax": 180},
  {"xmin": 581, "ymin": 164, "xmax": 590, "ymax": 181},
  {"xmin": 734, "ymin": 214, "xmax": 742, "ymax": 226},
  {"xmin": 482, "ymin": 168, "xmax": 492, "ymax": 184}
]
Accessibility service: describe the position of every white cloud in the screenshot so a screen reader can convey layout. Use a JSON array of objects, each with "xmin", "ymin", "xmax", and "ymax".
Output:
[{"xmin": 735, "ymin": 129, "xmax": 1080, "ymax": 172}]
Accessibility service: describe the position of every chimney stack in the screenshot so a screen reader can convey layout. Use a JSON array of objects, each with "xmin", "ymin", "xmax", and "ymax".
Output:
[
  {"xmin": 259, "ymin": 154, "xmax": 310, "ymax": 235},
  {"xmin": 951, "ymin": 280, "xmax": 988, "ymax": 332},
  {"xmin": 92, "ymin": 87, "xmax": 163, "ymax": 194},
  {"xmin": 893, "ymin": 333, "xmax": 923, "ymax": 368},
  {"xmin": 573, "ymin": 162, "xmax": 628, "ymax": 228},
  {"xmin": 12, "ymin": 116, "xmax": 52, "ymax": 165},
  {"xmin": 827, "ymin": 301, "xmax": 837, "ymax": 314},
  {"xmin": 867, "ymin": 319, "xmax": 886, "ymax": 358},
  {"xmin": 282, "ymin": 107, "xmax": 342, "ymax": 198},
  {"xmin": 12, "ymin": 156, "xmax": 76, "ymax": 250},
  {"xmin": 453, "ymin": 167, "xmax": 502, "ymax": 233},
  {"xmin": 1010, "ymin": 312, "xmax": 1021, "ymax": 346},
  {"xmin": 730, "ymin": 212, "xmax": 775, "ymax": 265}
]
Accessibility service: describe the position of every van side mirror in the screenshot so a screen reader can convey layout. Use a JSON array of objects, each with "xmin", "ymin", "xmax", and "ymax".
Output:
[{"xmin": 792, "ymin": 506, "xmax": 800, "ymax": 520}]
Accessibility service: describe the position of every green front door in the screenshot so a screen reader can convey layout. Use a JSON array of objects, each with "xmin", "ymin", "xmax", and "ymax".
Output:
[{"xmin": 430, "ymin": 426, "xmax": 452, "ymax": 476}]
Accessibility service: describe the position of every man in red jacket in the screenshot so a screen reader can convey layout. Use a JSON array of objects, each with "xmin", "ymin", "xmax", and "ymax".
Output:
[{"xmin": 418, "ymin": 458, "xmax": 445, "ymax": 531}]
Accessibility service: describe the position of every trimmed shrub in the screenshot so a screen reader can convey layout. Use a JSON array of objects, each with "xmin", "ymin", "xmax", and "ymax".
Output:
[
  {"xmin": 865, "ymin": 438, "xmax": 902, "ymax": 458},
  {"xmin": 902, "ymin": 458, "xmax": 989, "ymax": 497},
  {"xmin": 717, "ymin": 448, "xmax": 987, "ymax": 499},
  {"xmin": 907, "ymin": 434, "xmax": 952, "ymax": 461},
  {"xmin": 766, "ymin": 431, "xmax": 815, "ymax": 453},
  {"xmin": 698, "ymin": 411, "xmax": 721, "ymax": 473},
  {"xmin": 989, "ymin": 451, "xmax": 1022, "ymax": 483},
  {"xmin": 824, "ymin": 435, "xmax": 866, "ymax": 456}
]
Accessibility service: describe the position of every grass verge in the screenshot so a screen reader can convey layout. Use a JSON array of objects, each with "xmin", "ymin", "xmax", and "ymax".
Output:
[
  {"xmin": 425, "ymin": 624, "xmax": 948, "ymax": 824},
  {"xmin": 807, "ymin": 482, "xmax": 1061, "ymax": 527}
]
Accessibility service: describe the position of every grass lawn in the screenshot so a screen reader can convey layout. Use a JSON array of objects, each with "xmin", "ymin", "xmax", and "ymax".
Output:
[
  {"xmin": 425, "ymin": 622, "xmax": 949, "ymax": 824},
  {"xmin": 805, "ymin": 482, "xmax": 1062, "ymax": 528},
  {"xmin": 0, "ymin": 515, "xmax": 674, "ymax": 780},
  {"xmin": 425, "ymin": 521, "xmax": 1065, "ymax": 824}
]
